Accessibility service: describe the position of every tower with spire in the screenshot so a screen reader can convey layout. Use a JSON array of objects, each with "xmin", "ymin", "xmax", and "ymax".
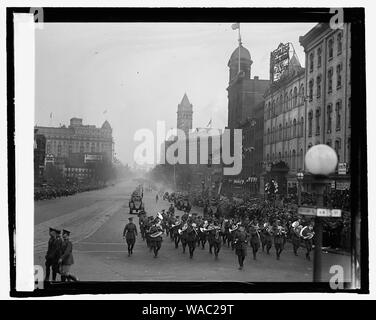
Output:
[{"xmin": 177, "ymin": 93, "xmax": 193, "ymax": 135}]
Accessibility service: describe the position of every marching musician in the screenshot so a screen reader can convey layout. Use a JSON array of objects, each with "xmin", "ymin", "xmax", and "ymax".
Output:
[
  {"xmin": 249, "ymin": 220, "xmax": 261, "ymax": 260},
  {"xmin": 273, "ymin": 220, "xmax": 287, "ymax": 260},
  {"xmin": 148, "ymin": 219, "xmax": 164, "ymax": 258},
  {"xmin": 291, "ymin": 220, "xmax": 302, "ymax": 256},
  {"xmin": 300, "ymin": 222, "xmax": 315, "ymax": 261},
  {"xmin": 261, "ymin": 222, "xmax": 273, "ymax": 254},
  {"xmin": 233, "ymin": 225, "xmax": 248, "ymax": 270},
  {"xmin": 123, "ymin": 217, "xmax": 138, "ymax": 256}
]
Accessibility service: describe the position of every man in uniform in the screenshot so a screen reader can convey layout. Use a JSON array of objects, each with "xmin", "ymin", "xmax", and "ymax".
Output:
[
  {"xmin": 45, "ymin": 227, "xmax": 61, "ymax": 282},
  {"xmin": 123, "ymin": 217, "xmax": 138, "ymax": 256},
  {"xmin": 59, "ymin": 230, "xmax": 78, "ymax": 282},
  {"xmin": 234, "ymin": 225, "xmax": 248, "ymax": 270},
  {"xmin": 249, "ymin": 221, "xmax": 261, "ymax": 260}
]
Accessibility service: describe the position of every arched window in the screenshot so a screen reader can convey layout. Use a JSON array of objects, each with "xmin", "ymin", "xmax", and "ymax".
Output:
[
  {"xmin": 279, "ymin": 94, "xmax": 283, "ymax": 114},
  {"xmin": 300, "ymin": 148, "xmax": 304, "ymax": 169},
  {"xmin": 317, "ymin": 46, "xmax": 322, "ymax": 68},
  {"xmin": 328, "ymin": 38, "xmax": 334, "ymax": 59},
  {"xmin": 289, "ymin": 90, "xmax": 293, "ymax": 109},
  {"xmin": 336, "ymin": 100, "xmax": 342, "ymax": 130},
  {"xmin": 337, "ymin": 32, "xmax": 343, "ymax": 55},
  {"xmin": 293, "ymin": 87, "xmax": 298, "ymax": 107},
  {"xmin": 279, "ymin": 123, "xmax": 282, "ymax": 141},
  {"xmin": 299, "ymin": 84, "xmax": 304, "ymax": 105},
  {"xmin": 300, "ymin": 116, "xmax": 304, "ymax": 136},
  {"xmin": 309, "ymin": 52, "xmax": 314, "ymax": 72},
  {"xmin": 309, "ymin": 79, "xmax": 314, "ymax": 101},
  {"xmin": 315, "ymin": 108, "xmax": 321, "ymax": 135},
  {"xmin": 327, "ymin": 104, "xmax": 333, "ymax": 133},
  {"xmin": 293, "ymin": 119, "xmax": 297, "ymax": 138},
  {"xmin": 285, "ymin": 122, "xmax": 288, "ymax": 139},
  {"xmin": 292, "ymin": 149, "xmax": 296, "ymax": 170},
  {"xmin": 316, "ymin": 75, "xmax": 322, "ymax": 98},
  {"xmin": 308, "ymin": 111, "xmax": 313, "ymax": 137},
  {"xmin": 284, "ymin": 93, "xmax": 288, "ymax": 112}
]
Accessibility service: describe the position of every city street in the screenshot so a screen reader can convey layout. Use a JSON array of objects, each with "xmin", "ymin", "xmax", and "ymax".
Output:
[{"xmin": 34, "ymin": 179, "xmax": 351, "ymax": 282}]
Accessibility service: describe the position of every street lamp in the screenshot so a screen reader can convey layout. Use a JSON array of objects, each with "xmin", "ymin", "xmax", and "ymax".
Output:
[
  {"xmin": 305, "ymin": 144, "xmax": 338, "ymax": 282},
  {"xmin": 296, "ymin": 170, "xmax": 304, "ymax": 206}
]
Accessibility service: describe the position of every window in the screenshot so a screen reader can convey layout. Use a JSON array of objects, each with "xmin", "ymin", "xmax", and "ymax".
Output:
[
  {"xmin": 80, "ymin": 143, "xmax": 84, "ymax": 153},
  {"xmin": 293, "ymin": 87, "xmax": 298, "ymax": 107},
  {"xmin": 337, "ymin": 32, "xmax": 343, "ymax": 55},
  {"xmin": 293, "ymin": 119, "xmax": 297, "ymax": 138},
  {"xmin": 327, "ymin": 104, "xmax": 333, "ymax": 133},
  {"xmin": 289, "ymin": 90, "xmax": 293, "ymax": 109},
  {"xmin": 316, "ymin": 75, "xmax": 321, "ymax": 98},
  {"xmin": 308, "ymin": 111, "xmax": 313, "ymax": 137},
  {"xmin": 336, "ymin": 63, "xmax": 342, "ymax": 89},
  {"xmin": 57, "ymin": 144, "xmax": 62, "ymax": 156},
  {"xmin": 299, "ymin": 85, "xmax": 305, "ymax": 105},
  {"xmin": 284, "ymin": 93, "xmax": 288, "ymax": 112},
  {"xmin": 335, "ymin": 139, "xmax": 341, "ymax": 162},
  {"xmin": 300, "ymin": 116, "xmax": 304, "ymax": 137},
  {"xmin": 285, "ymin": 122, "xmax": 288, "ymax": 140},
  {"xmin": 328, "ymin": 38, "xmax": 334, "ymax": 59},
  {"xmin": 328, "ymin": 68, "xmax": 333, "ymax": 93},
  {"xmin": 267, "ymin": 128, "xmax": 270, "ymax": 144},
  {"xmin": 348, "ymin": 98, "xmax": 351, "ymax": 128},
  {"xmin": 278, "ymin": 152, "xmax": 281, "ymax": 160},
  {"xmin": 309, "ymin": 52, "xmax": 314, "ymax": 72},
  {"xmin": 308, "ymin": 143, "xmax": 312, "ymax": 150},
  {"xmin": 336, "ymin": 100, "xmax": 342, "ymax": 131},
  {"xmin": 68, "ymin": 144, "xmax": 72, "ymax": 154},
  {"xmin": 315, "ymin": 108, "xmax": 321, "ymax": 136},
  {"xmin": 279, "ymin": 94, "xmax": 283, "ymax": 114},
  {"xmin": 326, "ymin": 140, "xmax": 332, "ymax": 147},
  {"xmin": 279, "ymin": 123, "xmax": 282, "ymax": 141},
  {"xmin": 91, "ymin": 143, "xmax": 95, "ymax": 153},
  {"xmin": 46, "ymin": 143, "xmax": 51, "ymax": 154},
  {"xmin": 300, "ymin": 148, "xmax": 304, "ymax": 169},
  {"xmin": 292, "ymin": 150, "xmax": 296, "ymax": 170},
  {"xmin": 309, "ymin": 79, "xmax": 314, "ymax": 101},
  {"xmin": 268, "ymin": 102, "xmax": 271, "ymax": 119},
  {"xmin": 317, "ymin": 47, "xmax": 322, "ymax": 68}
]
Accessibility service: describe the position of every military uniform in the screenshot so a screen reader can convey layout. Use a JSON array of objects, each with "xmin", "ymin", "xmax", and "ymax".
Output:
[
  {"xmin": 45, "ymin": 228, "xmax": 61, "ymax": 281},
  {"xmin": 123, "ymin": 218, "xmax": 138, "ymax": 256},
  {"xmin": 59, "ymin": 230, "xmax": 77, "ymax": 282},
  {"xmin": 249, "ymin": 224, "xmax": 261, "ymax": 260},
  {"xmin": 234, "ymin": 228, "xmax": 248, "ymax": 270}
]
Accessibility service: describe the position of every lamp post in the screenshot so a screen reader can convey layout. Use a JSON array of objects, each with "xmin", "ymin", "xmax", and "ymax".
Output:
[
  {"xmin": 296, "ymin": 170, "xmax": 304, "ymax": 206},
  {"xmin": 305, "ymin": 144, "xmax": 338, "ymax": 282}
]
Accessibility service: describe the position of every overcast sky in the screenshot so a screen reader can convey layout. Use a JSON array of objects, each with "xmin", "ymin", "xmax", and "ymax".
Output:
[{"xmin": 35, "ymin": 22, "xmax": 316, "ymax": 166}]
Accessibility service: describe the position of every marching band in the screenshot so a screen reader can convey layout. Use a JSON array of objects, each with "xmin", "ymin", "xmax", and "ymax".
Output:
[{"xmin": 119, "ymin": 187, "xmax": 318, "ymax": 270}]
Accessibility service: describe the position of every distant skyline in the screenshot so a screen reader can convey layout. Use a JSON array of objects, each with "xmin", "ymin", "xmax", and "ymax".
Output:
[{"xmin": 35, "ymin": 22, "xmax": 317, "ymax": 165}]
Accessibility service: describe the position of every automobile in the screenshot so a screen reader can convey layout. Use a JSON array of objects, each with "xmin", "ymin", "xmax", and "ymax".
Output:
[{"xmin": 129, "ymin": 194, "xmax": 144, "ymax": 214}]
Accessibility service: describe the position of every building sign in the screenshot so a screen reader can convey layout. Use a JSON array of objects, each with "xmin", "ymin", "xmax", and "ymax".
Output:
[
  {"xmin": 270, "ymin": 43, "xmax": 290, "ymax": 83},
  {"xmin": 336, "ymin": 181, "xmax": 350, "ymax": 190},
  {"xmin": 84, "ymin": 154, "xmax": 103, "ymax": 163},
  {"xmin": 298, "ymin": 207, "xmax": 342, "ymax": 217},
  {"xmin": 338, "ymin": 163, "xmax": 347, "ymax": 175}
]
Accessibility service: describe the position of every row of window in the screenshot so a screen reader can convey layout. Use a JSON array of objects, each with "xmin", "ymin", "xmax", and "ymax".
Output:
[
  {"xmin": 307, "ymin": 100, "xmax": 343, "ymax": 137},
  {"xmin": 309, "ymin": 31, "xmax": 343, "ymax": 73},
  {"xmin": 265, "ymin": 84, "xmax": 305, "ymax": 119},
  {"xmin": 308, "ymin": 63, "xmax": 342, "ymax": 100},
  {"xmin": 265, "ymin": 117, "xmax": 304, "ymax": 144},
  {"xmin": 266, "ymin": 150, "xmax": 304, "ymax": 171}
]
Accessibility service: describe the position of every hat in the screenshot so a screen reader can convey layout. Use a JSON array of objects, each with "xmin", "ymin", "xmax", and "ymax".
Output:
[
  {"xmin": 62, "ymin": 229, "xmax": 71, "ymax": 236},
  {"xmin": 49, "ymin": 227, "xmax": 60, "ymax": 234},
  {"xmin": 128, "ymin": 217, "xmax": 133, "ymax": 220}
]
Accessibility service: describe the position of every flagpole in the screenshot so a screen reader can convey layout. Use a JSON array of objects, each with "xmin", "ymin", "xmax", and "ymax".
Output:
[{"xmin": 238, "ymin": 23, "xmax": 241, "ymax": 74}]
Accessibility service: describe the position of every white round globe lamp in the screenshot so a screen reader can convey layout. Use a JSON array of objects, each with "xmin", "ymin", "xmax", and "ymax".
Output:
[{"xmin": 305, "ymin": 144, "xmax": 338, "ymax": 176}]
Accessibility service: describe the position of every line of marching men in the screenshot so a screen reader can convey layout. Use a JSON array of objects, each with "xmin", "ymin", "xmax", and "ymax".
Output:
[{"xmin": 122, "ymin": 203, "xmax": 315, "ymax": 270}]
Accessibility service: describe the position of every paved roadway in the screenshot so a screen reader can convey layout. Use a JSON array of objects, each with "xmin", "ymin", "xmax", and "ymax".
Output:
[{"xmin": 34, "ymin": 179, "xmax": 351, "ymax": 282}]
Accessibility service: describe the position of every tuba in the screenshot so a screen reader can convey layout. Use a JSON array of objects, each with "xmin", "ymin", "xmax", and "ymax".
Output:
[{"xmin": 300, "ymin": 226, "xmax": 314, "ymax": 240}]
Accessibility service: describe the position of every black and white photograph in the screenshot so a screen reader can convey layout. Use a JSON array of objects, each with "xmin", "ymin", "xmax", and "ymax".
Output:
[{"xmin": 2, "ymin": 3, "xmax": 371, "ymax": 301}]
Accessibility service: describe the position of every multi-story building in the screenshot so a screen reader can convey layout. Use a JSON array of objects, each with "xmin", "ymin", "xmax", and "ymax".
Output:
[
  {"xmin": 263, "ymin": 54, "xmax": 306, "ymax": 193},
  {"xmin": 299, "ymin": 23, "xmax": 351, "ymax": 190},
  {"xmin": 177, "ymin": 93, "xmax": 193, "ymax": 136},
  {"xmin": 226, "ymin": 41, "xmax": 270, "ymax": 194},
  {"xmin": 35, "ymin": 118, "xmax": 114, "ymax": 181}
]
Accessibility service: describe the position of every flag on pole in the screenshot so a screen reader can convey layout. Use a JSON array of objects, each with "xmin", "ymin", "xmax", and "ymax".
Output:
[{"xmin": 231, "ymin": 23, "xmax": 240, "ymax": 30}]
